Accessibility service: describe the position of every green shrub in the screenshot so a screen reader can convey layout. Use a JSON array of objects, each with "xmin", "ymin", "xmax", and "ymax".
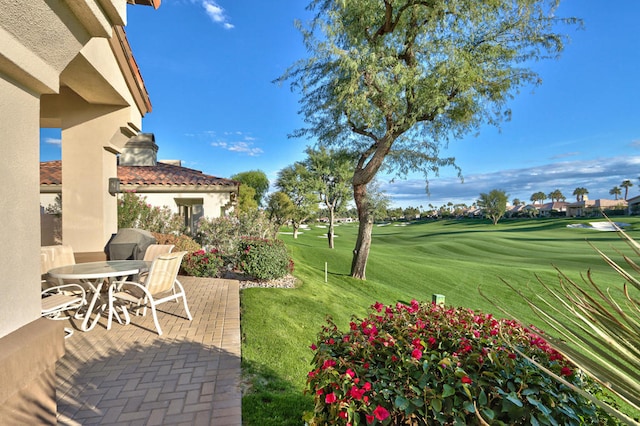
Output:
[
  {"xmin": 182, "ymin": 249, "xmax": 224, "ymax": 278},
  {"xmin": 237, "ymin": 237, "xmax": 293, "ymax": 281},
  {"xmin": 151, "ymin": 232, "xmax": 201, "ymax": 253},
  {"xmin": 196, "ymin": 210, "xmax": 277, "ymax": 257},
  {"xmin": 305, "ymin": 300, "xmax": 616, "ymax": 425}
]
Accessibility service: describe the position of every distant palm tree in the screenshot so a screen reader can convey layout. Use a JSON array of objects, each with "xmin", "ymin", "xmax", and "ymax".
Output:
[
  {"xmin": 548, "ymin": 189, "xmax": 566, "ymax": 202},
  {"xmin": 621, "ymin": 179, "xmax": 633, "ymax": 200},
  {"xmin": 610, "ymin": 186, "xmax": 621, "ymax": 200},
  {"xmin": 530, "ymin": 191, "xmax": 546, "ymax": 204},
  {"xmin": 572, "ymin": 187, "xmax": 588, "ymax": 202},
  {"xmin": 512, "ymin": 198, "xmax": 521, "ymax": 206}
]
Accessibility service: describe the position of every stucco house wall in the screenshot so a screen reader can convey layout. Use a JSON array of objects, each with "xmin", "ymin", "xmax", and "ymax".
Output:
[
  {"xmin": 41, "ymin": 133, "xmax": 239, "ymax": 237},
  {"xmin": 1, "ymin": 1, "xmax": 159, "ymax": 421}
]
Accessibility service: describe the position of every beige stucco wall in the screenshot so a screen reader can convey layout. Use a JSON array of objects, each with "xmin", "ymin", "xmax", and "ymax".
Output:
[
  {"xmin": 141, "ymin": 191, "xmax": 233, "ymax": 218},
  {"xmin": 0, "ymin": 76, "xmax": 42, "ymax": 337},
  {"xmin": 0, "ymin": 0, "xmax": 139, "ymax": 336}
]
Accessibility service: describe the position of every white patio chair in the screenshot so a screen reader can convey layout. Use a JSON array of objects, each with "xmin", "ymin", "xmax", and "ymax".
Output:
[
  {"xmin": 107, "ymin": 251, "xmax": 192, "ymax": 336},
  {"xmin": 143, "ymin": 244, "xmax": 175, "ymax": 261},
  {"xmin": 42, "ymin": 283, "xmax": 87, "ymax": 338},
  {"xmin": 41, "ymin": 244, "xmax": 77, "ymax": 288}
]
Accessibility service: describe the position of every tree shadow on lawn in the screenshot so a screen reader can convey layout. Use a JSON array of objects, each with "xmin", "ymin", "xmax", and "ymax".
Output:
[{"xmin": 241, "ymin": 359, "xmax": 312, "ymax": 426}]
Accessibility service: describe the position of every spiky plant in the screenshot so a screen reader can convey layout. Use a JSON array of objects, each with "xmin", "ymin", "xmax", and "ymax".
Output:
[{"xmin": 481, "ymin": 218, "xmax": 639, "ymax": 425}]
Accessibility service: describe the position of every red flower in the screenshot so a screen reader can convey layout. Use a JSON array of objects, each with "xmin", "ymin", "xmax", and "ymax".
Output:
[
  {"xmin": 310, "ymin": 344, "xmax": 317, "ymax": 351},
  {"xmin": 411, "ymin": 348, "xmax": 423, "ymax": 360},
  {"xmin": 461, "ymin": 376, "xmax": 473, "ymax": 384},
  {"xmin": 348, "ymin": 385, "xmax": 366, "ymax": 400},
  {"xmin": 363, "ymin": 382, "xmax": 372, "ymax": 391},
  {"xmin": 322, "ymin": 359, "xmax": 336, "ymax": 370},
  {"xmin": 346, "ymin": 368, "xmax": 356, "ymax": 378},
  {"xmin": 560, "ymin": 366, "xmax": 573, "ymax": 376},
  {"xmin": 339, "ymin": 411, "xmax": 348, "ymax": 419},
  {"xmin": 373, "ymin": 405, "xmax": 390, "ymax": 421},
  {"xmin": 366, "ymin": 414, "xmax": 375, "ymax": 424},
  {"xmin": 325, "ymin": 392, "xmax": 337, "ymax": 404}
]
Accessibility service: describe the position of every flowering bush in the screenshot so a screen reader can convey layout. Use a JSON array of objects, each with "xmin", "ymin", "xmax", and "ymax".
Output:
[
  {"xmin": 118, "ymin": 191, "xmax": 185, "ymax": 234},
  {"xmin": 237, "ymin": 237, "xmax": 293, "ymax": 280},
  {"xmin": 181, "ymin": 249, "xmax": 224, "ymax": 278},
  {"xmin": 305, "ymin": 300, "xmax": 616, "ymax": 425}
]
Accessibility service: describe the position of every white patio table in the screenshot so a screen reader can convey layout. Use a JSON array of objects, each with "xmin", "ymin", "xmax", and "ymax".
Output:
[{"xmin": 48, "ymin": 260, "xmax": 150, "ymax": 332}]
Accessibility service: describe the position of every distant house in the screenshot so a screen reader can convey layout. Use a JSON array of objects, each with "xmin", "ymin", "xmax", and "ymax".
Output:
[
  {"xmin": 565, "ymin": 198, "xmax": 627, "ymax": 217},
  {"xmin": 626, "ymin": 194, "xmax": 640, "ymax": 215},
  {"xmin": 531, "ymin": 202, "xmax": 568, "ymax": 217},
  {"xmin": 41, "ymin": 134, "xmax": 239, "ymax": 237}
]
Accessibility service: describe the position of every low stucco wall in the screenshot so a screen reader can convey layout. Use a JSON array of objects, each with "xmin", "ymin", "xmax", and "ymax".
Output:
[{"xmin": 0, "ymin": 319, "xmax": 65, "ymax": 425}]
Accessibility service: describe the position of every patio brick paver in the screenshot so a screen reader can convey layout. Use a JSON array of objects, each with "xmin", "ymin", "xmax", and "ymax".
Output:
[{"xmin": 55, "ymin": 276, "xmax": 241, "ymax": 425}]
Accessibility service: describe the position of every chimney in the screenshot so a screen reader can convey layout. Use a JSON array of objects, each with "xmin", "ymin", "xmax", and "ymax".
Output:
[{"xmin": 120, "ymin": 133, "xmax": 158, "ymax": 166}]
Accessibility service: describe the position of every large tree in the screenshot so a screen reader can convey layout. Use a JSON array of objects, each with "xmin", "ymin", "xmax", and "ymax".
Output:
[
  {"xmin": 304, "ymin": 146, "xmax": 354, "ymax": 248},
  {"xmin": 275, "ymin": 163, "xmax": 319, "ymax": 238},
  {"xmin": 477, "ymin": 189, "xmax": 509, "ymax": 225},
  {"xmin": 231, "ymin": 170, "xmax": 270, "ymax": 207},
  {"xmin": 265, "ymin": 191, "xmax": 295, "ymax": 238},
  {"xmin": 282, "ymin": 0, "xmax": 577, "ymax": 279}
]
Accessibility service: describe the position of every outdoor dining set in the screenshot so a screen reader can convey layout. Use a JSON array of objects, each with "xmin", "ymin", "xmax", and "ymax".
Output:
[{"xmin": 40, "ymin": 243, "xmax": 193, "ymax": 337}]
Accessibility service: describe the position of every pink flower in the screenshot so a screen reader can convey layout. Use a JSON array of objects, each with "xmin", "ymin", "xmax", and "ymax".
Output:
[
  {"xmin": 373, "ymin": 405, "xmax": 390, "ymax": 421},
  {"xmin": 363, "ymin": 382, "xmax": 372, "ymax": 391},
  {"xmin": 310, "ymin": 344, "xmax": 317, "ymax": 351},
  {"xmin": 345, "ymin": 368, "xmax": 356, "ymax": 378},
  {"xmin": 339, "ymin": 411, "xmax": 348, "ymax": 419},
  {"xmin": 373, "ymin": 301, "xmax": 384, "ymax": 312},
  {"xmin": 366, "ymin": 414, "xmax": 375, "ymax": 424},
  {"xmin": 325, "ymin": 392, "xmax": 337, "ymax": 404},
  {"xmin": 411, "ymin": 348, "xmax": 423, "ymax": 360}
]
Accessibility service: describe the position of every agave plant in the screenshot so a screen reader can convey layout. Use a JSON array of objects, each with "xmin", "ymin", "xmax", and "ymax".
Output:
[{"xmin": 481, "ymin": 218, "xmax": 639, "ymax": 424}]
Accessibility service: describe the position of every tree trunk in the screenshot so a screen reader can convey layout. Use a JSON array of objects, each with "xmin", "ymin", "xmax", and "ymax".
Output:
[
  {"xmin": 350, "ymin": 182, "xmax": 372, "ymax": 279},
  {"xmin": 293, "ymin": 222, "xmax": 299, "ymax": 239},
  {"xmin": 327, "ymin": 208, "xmax": 335, "ymax": 249}
]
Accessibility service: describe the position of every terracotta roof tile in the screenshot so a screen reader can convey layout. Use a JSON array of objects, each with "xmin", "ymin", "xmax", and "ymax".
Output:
[{"xmin": 40, "ymin": 160, "xmax": 237, "ymax": 187}]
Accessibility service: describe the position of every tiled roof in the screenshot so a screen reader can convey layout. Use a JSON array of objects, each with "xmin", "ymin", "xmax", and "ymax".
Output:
[{"xmin": 40, "ymin": 160, "xmax": 238, "ymax": 187}]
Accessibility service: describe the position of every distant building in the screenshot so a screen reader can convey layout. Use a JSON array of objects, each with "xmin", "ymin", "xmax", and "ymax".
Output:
[
  {"xmin": 41, "ymin": 134, "xmax": 239, "ymax": 238},
  {"xmin": 565, "ymin": 199, "xmax": 627, "ymax": 217}
]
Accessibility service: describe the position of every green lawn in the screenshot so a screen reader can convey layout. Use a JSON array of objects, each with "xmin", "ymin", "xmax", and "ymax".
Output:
[{"xmin": 240, "ymin": 217, "xmax": 640, "ymax": 425}]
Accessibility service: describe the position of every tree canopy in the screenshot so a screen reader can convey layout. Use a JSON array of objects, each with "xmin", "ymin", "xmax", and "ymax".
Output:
[
  {"xmin": 303, "ymin": 146, "xmax": 354, "ymax": 248},
  {"xmin": 231, "ymin": 170, "xmax": 270, "ymax": 206},
  {"xmin": 282, "ymin": 0, "xmax": 578, "ymax": 279},
  {"xmin": 478, "ymin": 189, "xmax": 509, "ymax": 225},
  {"xmin": 276, "ymin": 162, "xmax": 319, "ymax": 238}
]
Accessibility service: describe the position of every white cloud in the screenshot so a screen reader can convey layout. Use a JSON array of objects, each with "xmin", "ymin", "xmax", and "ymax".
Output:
[
  {"xmin": 202, "ymin": 1, "xmax": 234, "ymax": 29},
  {"xmin": 211, "ymin": 133, "xmax": 263, "ymax": 157},
  {"xmin": 44, "ymin": 137, "xmax": 61, "ymax": 146},
  {"xmin": 379, "ymin": 156, "xmax": 640, "ymax": 208}
]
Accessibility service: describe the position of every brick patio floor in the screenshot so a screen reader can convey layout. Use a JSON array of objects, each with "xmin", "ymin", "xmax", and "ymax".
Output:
[{"xmin": 55, "ymin": 276, "xmax": 241, "ymax": 426}]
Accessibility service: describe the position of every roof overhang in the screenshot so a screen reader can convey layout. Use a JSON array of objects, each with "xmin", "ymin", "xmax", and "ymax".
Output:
[{"xmin": 127, "ymin": 0, "xmax": 161, "ymax": 9}]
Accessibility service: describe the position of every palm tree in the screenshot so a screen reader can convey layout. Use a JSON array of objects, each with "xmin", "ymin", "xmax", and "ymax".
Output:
[
  {"xmin": 609, "ymin": 186, "xmax": 621, "ymax": 200},
  {"xmin": 512, "ymin": 198, "xmax": 521, "ymax": 206},
  {"xmin": 548, "ymin": 189, "xmax": 566, "ymax": 202},
  {"xmin": 572, "ymin": 187, "xmax": 588, "ymax": 202},
  {"xmin": 530, "ymin": 191, "xmax": 546, "ymax": 204},
  {"xmin": 621, "ymin": 179, "xmax": 633, "ymax": 200}
]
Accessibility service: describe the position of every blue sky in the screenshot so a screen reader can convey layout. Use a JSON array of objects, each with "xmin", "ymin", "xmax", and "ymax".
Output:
[{"xmin": 41, "ymin": 0, "xmax": 640, "ymax": 208}]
